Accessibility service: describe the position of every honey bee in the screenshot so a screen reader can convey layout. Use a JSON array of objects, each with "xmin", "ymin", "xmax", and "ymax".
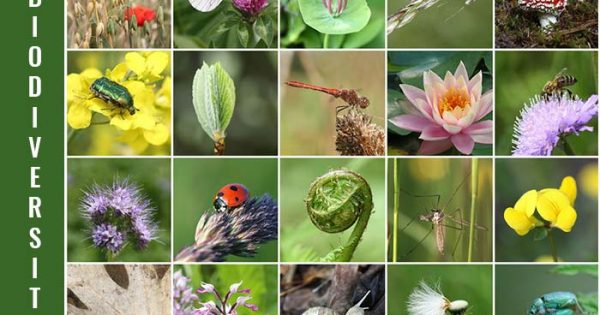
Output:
[{"xmin": 541, "ymin": 68, "xmax": 577, "ymax": 99}]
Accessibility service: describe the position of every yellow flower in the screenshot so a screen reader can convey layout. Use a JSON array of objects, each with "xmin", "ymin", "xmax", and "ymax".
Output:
[
  {"xmin": 504, "ymin": 176, "xmax": 578, "ymax": 236},
  {"xmin": 538, "ymin": 176, "xmax": 577, "ymax": 232},
  {"xmin": 125, "ymin": 51, "xmax": 169, "ymax": 83},
  {"xmin": 504, "ymin": 190, "xmax": 540, "ymax": 236},
  {"xmin": 66, "ymin": 51, "xmax": 172, "ymax": 155}
]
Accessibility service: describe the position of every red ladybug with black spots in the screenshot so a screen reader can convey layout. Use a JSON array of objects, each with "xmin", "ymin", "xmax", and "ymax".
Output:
[{"xmin": 213, "ymin": 183, "xmax": 249, "ymax": 212}]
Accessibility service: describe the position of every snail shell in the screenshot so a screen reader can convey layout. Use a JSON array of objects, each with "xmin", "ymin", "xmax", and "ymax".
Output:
[{"xmin": 302, "ymin": 307, "xmax": 339, "ymax": 315}]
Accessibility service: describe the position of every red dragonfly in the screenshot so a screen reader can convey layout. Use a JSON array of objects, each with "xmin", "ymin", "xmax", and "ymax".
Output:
[{"xmin": 285, "ymin": 80, "xmax": 370, "ymax": 113}]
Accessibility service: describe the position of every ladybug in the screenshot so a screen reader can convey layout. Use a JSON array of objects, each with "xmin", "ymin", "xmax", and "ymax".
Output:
[{"xmin": 213, "ymin": 183, "xmax": 249, "ymax": 212}]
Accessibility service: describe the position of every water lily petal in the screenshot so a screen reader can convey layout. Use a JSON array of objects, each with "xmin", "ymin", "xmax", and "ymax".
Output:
[
  {"xmin": 389, "ymin": 115, "xmax": 435, "ymax": 132},
  {"xmin": 454, "ymin": 61, "xmax": 469, "ymax": 83},
  {"xmin": 476, "ymin": 90, "xmax": 493, "ymax": 120},
  {"xmin": 537, "ymin": 189, "xmax": 571, "ymax": 223},
  {"xmin": 419, "ymin": 125, "xmax": 450, "ymax": 141},
  {"xmin": 443, "ymin": 71, "xmax": 457, "ymax": 91},
  {"xmin": 450, "ymin": 133, "xmax": 474, "ymax": 155},
  {"xmin": 504, "ymin": 207, "xmax": 535, "ymax": 236},
  {"xmin": 468, "ymin": 71, "xmax": 482, "ymax": 97},
  {"xmin": 559, "ymin": 176, "xmax": 577, "ymax": 206},
  {"xmin": 464, "ymin": 120, "xmax": 493, "ymax": 144},
  {"xmin": 417, "ymin": 139, "xmax": 453, "ymax": 155},
  {"xmin": 554, "ymin": 205, "xmax": 577, "ymax": 232},
  {"xmin": 400, "ymin": 84, "xmax": 433, "ymax": 118},
  {"xmin": 515, "ymin": 189, "xmax": 538, "ymax": 217},
  {"xmin": 442, "ymin": 123, "xmax": 462, "ymax": 135}
]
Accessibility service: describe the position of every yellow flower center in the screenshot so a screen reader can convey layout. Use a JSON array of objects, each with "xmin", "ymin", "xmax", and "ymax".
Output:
[{"xmin": 439, "ymin": 88, "xmax": 470, "ymax": 114}]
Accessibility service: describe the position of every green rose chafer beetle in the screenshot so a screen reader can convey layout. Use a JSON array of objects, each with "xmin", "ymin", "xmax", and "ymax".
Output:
[
  {"xmin": 90, "ymin": 77, "xmax": 137, "ymax": 115},
  {"xmin": 528, "ymin": 292, "xmax": 584, "ymax": 315}
]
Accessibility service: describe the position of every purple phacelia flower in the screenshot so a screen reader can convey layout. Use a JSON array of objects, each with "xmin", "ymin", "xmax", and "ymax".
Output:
[
  {"xmin": 232, "ymin": 0, "xmax": 268, "ymax": 17},
  {"xmin": 92, "ymin": 223, "xmax": 124, "ymax": 253},
  {"xmin": 80, "ymin": 178, "xmax": 158, "ymax": 256},
  {"xmin": 512, "ymin": 95, "xmax": 598, "ymax": 156}
]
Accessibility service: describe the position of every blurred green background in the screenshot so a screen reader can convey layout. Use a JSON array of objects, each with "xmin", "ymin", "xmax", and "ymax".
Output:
[
  {"xmin": 174, "ymin": 51, "xmax": 278, "ymax": 155},
  {"xmin": 280, "ymin": 158, "xmax": 385, "ymax": 262},
  {"xmin": 388, "ymin": 265, "xmax": 492, "ymax": 314},
  {"xmin": 496, "ymin": 265, "xmax": 597, "ymax": 314},
  {"xmin": 388, "ymin": 0, "xmax": 492, "ymax": 48},
  {"xmin": 387, "ymin": 51, "xmax": 493, "ymax": 155},
  {"xmin": 496, "ymin": 51, "xmax": 598, "ymax": 155},
  {"xmin": 496, "ymin": 159, "xmax": 598, "ymax": 262},
  {"xmin": 388, "ymin": 158, "xmax": 492, "ymax": 262},
  {"xmin": 280, "ymin": 0, "xmax": 385, "ymax": 48},
  {"xmin": 68, "ymin": 158, "xmax": 171, "ymax": 262},
  {"xmin": 176, "ymin": 264, "xmax": 278, "ymax": 315},
  {"xmin": 173, "ymin": 158, "xmax": 278, "ymax": 261},
  {"xmin": 281, "ymin": 51, "xmax": 385, "ymax": 155}
]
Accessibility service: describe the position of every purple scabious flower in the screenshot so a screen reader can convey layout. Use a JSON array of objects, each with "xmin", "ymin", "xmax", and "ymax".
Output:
[
  {"xmin": 232, "ymin": 0, "xmax": 268, "ymax": 17},
  {"xmin": 512, "ymin": 95, "xmax": 598, "ymax": 156},
  {"xmin": 80, "ymin": 178, "xmax": 158, "ymax": 255},
  {"xmin": 92, "ymin": 224, "xmax": 124, "ymax": 253},
  {"xmin": 173, "ymin": 271, "xmax": 198, "ymax": 315}
]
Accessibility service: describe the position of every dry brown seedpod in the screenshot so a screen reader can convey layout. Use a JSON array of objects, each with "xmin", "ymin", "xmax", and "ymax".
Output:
[{"xmin": 302, "ymin": 291, "xmax": 371, "ymax": 315}]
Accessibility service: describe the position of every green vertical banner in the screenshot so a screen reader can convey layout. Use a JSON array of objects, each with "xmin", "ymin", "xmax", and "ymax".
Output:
[{"xmin": 3, "ymin": 0, "xmax": 64, "ymax": 313}]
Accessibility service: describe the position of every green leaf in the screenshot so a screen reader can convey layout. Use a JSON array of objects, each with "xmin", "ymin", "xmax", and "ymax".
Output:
[
  {"xmin": 262, "ymin": 16, "xmax": 275, "ymax": 47},
  {"xmin": 173, "ymin": 34, "xmax": 203, "ymax": 48},
  {"xmin": 237, "ymin": 22, "xmax": 250, "ymax": 47},
  {"xmin": 192, "ymin": 62, "xmax": 236, "ymax": 142},
  {"xmin": 298, "ymin": 0, "xmax": 371, "ymax": 35},
  {"xmin": 577, "ymin": 292, "xmax": 598, "ymax": 313},
  {"xmin": 342, "ymin": 13, "xmax": 383, "ymax": 48},
  {"xmin": 551, "ymin": 265, "xmax": 598, "ymax": 277},
  {"xmin": 253, "ymin": 16, "xmax": 269, "ymax": 46}
]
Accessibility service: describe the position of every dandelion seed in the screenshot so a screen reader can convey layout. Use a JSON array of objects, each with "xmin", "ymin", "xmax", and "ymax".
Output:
[{"xmin": 407, "ymin": 281, "xmax": 469, "ymax": 315}]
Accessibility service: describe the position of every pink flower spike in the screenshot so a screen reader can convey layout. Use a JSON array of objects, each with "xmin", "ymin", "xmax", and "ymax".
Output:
[
  {"xmin": 197, "ymin": 282, "xmax": 215, "ymax": 294},
  {"xmin": 244, "ymin": 303, "xmax": 259, "ymax": 311},
  {"xmin": 229, "ymin": 281, "xmax": 243, "ymax": 294},
  {"xmin": 239, "ymin": 288, "xmax": 251, "ymax": 294}
]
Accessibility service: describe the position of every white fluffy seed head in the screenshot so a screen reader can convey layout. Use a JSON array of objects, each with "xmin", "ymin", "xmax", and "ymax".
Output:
[
  {"xmin": 449, "ymin": 300, "xmax": 469, "ymax": 311},
  {"xmin": 407, "ymin": 281, "xmax": 448, "ymax": 315}
]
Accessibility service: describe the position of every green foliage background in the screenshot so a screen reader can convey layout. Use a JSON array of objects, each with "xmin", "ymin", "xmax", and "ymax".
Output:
[
  {"xmin": 280, "ymin": 0, "xmax": 385, "ymax": 48},
  {"xmin": 495, "ymin": 51, "xmax": 598, "ymax": 155},
  {"xmin": 174, "ymin": 51, "xmax": 278, "ymax": 155},
  {"xmin": 388, "ymin": 0, "xmax": 492, "ymax": 48},
  {"xmin": 387, "ymin": 51, "xmax": 493, "ymax": 155},
  {"xmin": 173, "ymin": 158, "xmax": 278, "ymax": 262},
  {"xmin": 280, "ymin": 158, "xmax": 385, "ymax": 262},
  {"xmin": 176, "ymin": 264, "xmax": 278, "ymax": 315},
  {"xmin": 388, "ymin": 158, "xmax": 493, "ymax": 262},
  {"xmin": 496, "ymin": 265, "xmax": 598, "ymax": 314},
  {"xmin": 280, "ymin": 51, "xmax": 385, "ymax": 155},
  {"xmin": 67, "ymin": 158, "xmax": 171, "ymax": 262},
  {"xmin": 495, "ymin": 159, "xmax": 598, "ymax": 262},
  {"xmin": 388, "ymin": 265, "xmax": 493, "ymax": 314}
]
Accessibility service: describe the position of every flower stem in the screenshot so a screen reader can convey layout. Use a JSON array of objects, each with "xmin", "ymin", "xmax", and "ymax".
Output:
[
  {"xmin": 560, "ymin": 137, "xmax": 575, "ymax": 155},
  {"xmin": 392, "ymin": 158, "xmax": 399, "ymax": 263},
  {"xmin": 323, "ymin": 34, "xmax": 330, "ymax": 48},
  {"xmin": 467, "ymin": 158, "xmax": 479, "ymax": 262},
  {"xmin": 547, "ymin": 229, "xmax": 558, "ymax": 262}
]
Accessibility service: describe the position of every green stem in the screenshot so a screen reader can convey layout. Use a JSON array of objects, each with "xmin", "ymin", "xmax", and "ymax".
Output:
[
  {"xmin": 392, "ymin": 158, "xmax": 399, "ymax": 263},
  {"xmin": 467, "ymin": 158, "xmax": 479, "ymax": 262},
  {"xmin": 561, "ymin": 137, "xmax": 575, "ymax": 155},
  {"xmin": 547, "ymin": 230, "xmax": 558, "ymax": 262},
  {"xmin": 323, "ymin": 34, "xmax": 330, "ymax": 49},
  {"xmin": 338, "ymin": 197, "xmax": 373, "ymax": 262}
]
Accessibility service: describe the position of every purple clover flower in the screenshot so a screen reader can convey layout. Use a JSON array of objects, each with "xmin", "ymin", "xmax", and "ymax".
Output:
[
  {"xmin": 512, "ymin": 95, "xmax": 598, "ymax": 156},
  {"xmin": 232, "ymin": 0, "xmax": 268, "ymax": 18},
  {"xmin": 92, "ymin": 223, "xmax": 124, "ymax": 253},
  {"xmin": 173, "ymin": 271, "xmax": 199, "ymax": 315},
  {"xmin": 80, "ymin": 178, "xmax": 158, "ymax": 256}
]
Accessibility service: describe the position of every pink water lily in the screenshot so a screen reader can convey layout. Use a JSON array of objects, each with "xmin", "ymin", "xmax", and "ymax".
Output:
[{"xmin": 390, "ymin": 61, "xmax": 493, "ymax": 155}]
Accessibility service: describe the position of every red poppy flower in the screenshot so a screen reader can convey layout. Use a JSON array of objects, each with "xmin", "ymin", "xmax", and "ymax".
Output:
[{"xmin": 124, "ymin": 5, "xmax": 156, "ymax": 27}]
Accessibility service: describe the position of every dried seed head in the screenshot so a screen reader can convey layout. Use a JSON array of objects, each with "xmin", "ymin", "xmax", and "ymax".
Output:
[
  {"xmin": 96, "ymin": 22, "xmax": 105, "ymax": 37},
  {"xmin": 86, "ymin": 1, "xmax": 94, "ymax": 15},
  {"xmin": 336, "ymin": 108, "xmax": 384, "ymax": 156}
]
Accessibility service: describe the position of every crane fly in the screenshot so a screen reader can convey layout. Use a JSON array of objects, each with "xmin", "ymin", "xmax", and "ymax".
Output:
[
  {"xmin": 400, "ymin": 172, "xmax": 487, "ymax": 259},
  {"xmin": 285, "ymin": 80, "xmax": 370, "ymax": 113}
]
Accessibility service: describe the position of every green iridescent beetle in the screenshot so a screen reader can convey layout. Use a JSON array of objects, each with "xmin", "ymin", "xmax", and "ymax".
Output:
[
  {"xmin": 90, "ymin": 77, "xmax": 137, "ymax": 115},
  {"xmin": 528, "ymin": 292, "xmax": 584, "ymax": 315}
]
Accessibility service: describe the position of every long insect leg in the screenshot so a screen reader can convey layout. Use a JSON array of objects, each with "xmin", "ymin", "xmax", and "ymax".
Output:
[
  {"xmin": 398, "ymin": 187, "xmax": 441, "ymax": 208},
  {"xmin": 401, "ymin": 226, "xmax": 434, "ymax": 259},
  {"xmin": 450, "ymin": 208, "xmax": 465, "ymax": 261}
]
